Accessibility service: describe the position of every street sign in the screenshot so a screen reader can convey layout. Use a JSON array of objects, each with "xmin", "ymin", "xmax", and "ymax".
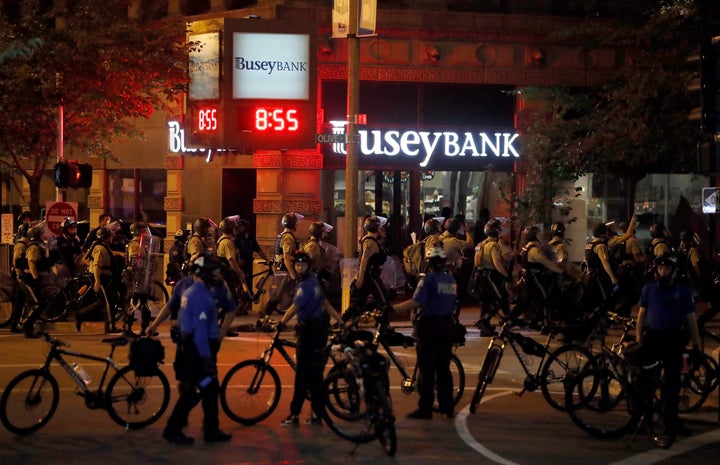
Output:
[
  {"xmin": 702, "ymin": 187, "xmax": 720, "ymax": 213},
  {"xmin": 315, "ymin": 133, "xmax": 360, "ymax": 144},
  {"xmin": 45, "ymin": 201, "xmax": 78, "ymax": 235}
]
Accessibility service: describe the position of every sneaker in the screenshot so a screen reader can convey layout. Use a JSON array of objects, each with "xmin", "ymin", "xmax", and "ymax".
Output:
[
  {"xmin": 204, "ymin": 429, "xmax": 232, "ymax": 443},
  {"xmin": 281, "ymin": 414, "xmax": 299, "ymax": 427},
  {"xmin": 163, "ymin": 430, "xmax": 194, "ymax": 445},
  {"xmin": 406, "ymin": 410, "xmax": 432, "ymax": 420},
  {"xmin": 305, "ymin": 413, "xmax": 322, "ymax": 425}
]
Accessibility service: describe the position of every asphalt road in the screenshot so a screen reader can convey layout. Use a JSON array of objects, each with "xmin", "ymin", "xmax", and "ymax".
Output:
[{"xmin": 0, "ymin": 313, "xmax": 718, "ymax": 465}]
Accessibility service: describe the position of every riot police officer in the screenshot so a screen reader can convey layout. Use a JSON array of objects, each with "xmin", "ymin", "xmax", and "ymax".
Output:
[
  {"xmin": 76, "ymin": 227, "xmax": 121, "ymax": 333},
  {"xmin": 583, "ymin": 223, "xmax": 619, "ymax": 310},
  {"xmin": 56, "ymin": 218, "xmax": 82, "ymax": 277},
  {"xmin": 472, "ymin": 219, "xmax": 510, "ymax": 336},
  {"xmin": 186, "ymin": 217, "xmax": 212, "ymax": 260},
  {"xmin": 5, "ymin": 224, "xmax": 30, "ymax": 333},
  {"xmin": 19, "ymin": 224, "xmax": 51, "ymax": 337},
  {"xmin": 165, "ymin": 230, "xmax": 188, "ymax": 286}
]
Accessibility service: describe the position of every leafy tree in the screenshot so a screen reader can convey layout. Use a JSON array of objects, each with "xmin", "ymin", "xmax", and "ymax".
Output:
[
  {"xmin": 0, "ymin": 0, "xmax": 193, "ymax": 216},
  {"xmin": 517, "ymin": 0, "xmax": 720, "ymax": 225}
]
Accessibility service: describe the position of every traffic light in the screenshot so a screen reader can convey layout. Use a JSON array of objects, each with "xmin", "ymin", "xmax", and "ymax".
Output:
[
  {"xmin": 54, "ymin": 161, "xmax": 92, "ymax": 189},
  {"xmin": 688, "ymin": 39, "xmax": 720, "ymax": 133}
]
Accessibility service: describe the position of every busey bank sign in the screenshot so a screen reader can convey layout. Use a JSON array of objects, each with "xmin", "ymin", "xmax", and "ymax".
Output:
[{"xmin": 325, "ymin": 124, "xmax": 520, "ymax": 169}]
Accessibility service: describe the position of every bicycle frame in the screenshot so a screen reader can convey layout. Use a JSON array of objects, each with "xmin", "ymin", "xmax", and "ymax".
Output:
[
  {"xmin": 257, "ymin": 330, "xmax": 297, "ymax": 371},
  {"xmin": 40, "ymin": 337, "xmax": 122, "ymax": 399}
]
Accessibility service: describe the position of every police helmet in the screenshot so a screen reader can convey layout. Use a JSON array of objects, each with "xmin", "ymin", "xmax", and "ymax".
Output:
[
  {"xmin": 190, "ymin": 252, "xmax": 223, "ymax": 284},
  {"xmin": 292, "ymin": 250, "xmax": 313, "ymax": 264},
  {"xmin": 424, "ymin": 219, "xmax": 440, "ymax": 235},
  {"xmin": 61, "ymin": 218, "xmax": 77, "ymax": 232},
  {"xmin": 592, "ymin": 223, "xmax": 608, "ymax": 238},
  {"xmin": 522, "ymin": 225, "xmax": 540, "ymax": 243},
  {"xmin": 193, "ymin": 217, "xmax": 211, "ymax": 236},
  {"xmin": 364, "ymin": 216, "xmax": 382, "ymax": 233},
  {"xmin": 281, "ymin": 213, "xmax": 298, "ymax": 230},
  {"xmin": 96, "ymin": 226, "xmax": 112, "ymax": 241},
  {"xmin": 218, "ymin": 218, "xmax": 236, "ymax": 235},
  {"xmin": 28, "ymin": 224, "xmax": 45, "ymax": 242},
  {"xmin": 649, "ymin": 223, "xmax": 668, "ymax": 239},
  {"xmin": 237, "ymin": 219, "xmax": 250, "ymax": 229},
  {"xmin": 655, "ymin": 253, "xmax": 677, "ymax": 268},
  {"xmin": 129, "ymin": 221, "xmax": 147, "ymax": 237},
  {"xmin": 424, "ymin": 246, "xmax": 447, "ymax": 268},
  {"xmin": 16, "ymin": 223, "xmax": 30, "ymax": 239},
  {"xmin": 444, "ymin": 218, "xmax": 461, "ymax": 235},
  {"xmin": 680, "ymin": 229, "xmax": 700, "ymax": 246},
  {"xmin": 17, "ymin": 211, "xmax": 31, "ymax": 223},
  {"xmin": 483, "ymin": 219, "xmax": 502, "ymax": 238},
  {"xmin": 174, "ymin": 229, "xmax": 185, "ymax": 240},
  {"xmin": 550, "ymin": 222, "xmax": 565, "ymax": 237},
  {"xmin": 308, "ymin": 221, "xmax": 324, "ymax": 239}
]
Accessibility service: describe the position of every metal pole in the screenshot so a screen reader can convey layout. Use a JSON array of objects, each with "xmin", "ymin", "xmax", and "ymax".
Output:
[
  {"xmin": 56, "ymin": 105, "xmax": 65, "ymax": 202},
  {"xmin": 341, "ymin": 0, "xmax": 360, "ymax": 313}
]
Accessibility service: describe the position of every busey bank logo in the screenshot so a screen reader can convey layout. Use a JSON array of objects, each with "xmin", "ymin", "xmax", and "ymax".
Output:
[
  {"xmin": 329, "ymin": 125, "xmax": 520, "ymax": 168},
  {"xmin": 234, "ymin": 57, "xmax": 308, "ymax": 75}
]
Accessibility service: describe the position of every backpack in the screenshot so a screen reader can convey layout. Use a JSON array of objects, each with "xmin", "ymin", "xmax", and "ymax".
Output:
[{"xmin": 402, "ymin": 240, "xmax": 426, "ymax": 278}]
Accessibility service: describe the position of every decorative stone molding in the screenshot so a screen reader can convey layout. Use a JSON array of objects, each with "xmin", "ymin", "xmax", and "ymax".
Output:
[
  {"xmin": 164, "ymin": 155, "xmax": 184, "ymax": 170},
  {"xmin": 164, "ymin": 197, "xmax": 184, "ymax": 211},
  {"xmin": 254, "ymin": 199, "xmax": 283, "ymax": 214},
  {"xmin": 87, "ymin": 155, "xmax": 104, "ymax": 169},
  {"xmin": 87, "ymin": 195, "xmax": 103, "ymax": 209},
  {"xmin": 254, "ymin": 152, "xmax": 323, "ymax": 169},
  {"xmin": 252, "ymin": 199, "xmax": 322, "ymax": 215}
]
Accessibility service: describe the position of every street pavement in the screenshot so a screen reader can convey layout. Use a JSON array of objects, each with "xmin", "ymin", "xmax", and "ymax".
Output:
[{"xmin": 0, "ymin": 310, "xmax": 718, "ymax": 465}]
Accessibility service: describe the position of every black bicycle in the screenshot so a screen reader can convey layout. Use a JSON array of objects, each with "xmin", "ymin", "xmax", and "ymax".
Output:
[
  {"xmin": 469, "ymin": 318, "xmax": 595, "ymax": 413},
  {"xmin": 0, "ymin": 272, "xmax": 18, "ymax": 328},
  {"xmin": 321, "ymin": 330, "xmax": 397, "ymax": 456},
  {"xmin": 564, "ymin": 345, "xmax": 675, "ymax": 448},
  {"xmin": 220, "ymin": 326, "xmax": 303, "ymax": 424},
  {"xmin": 0, "ymin": 333, "xmax": 170, "ymax": 435}
]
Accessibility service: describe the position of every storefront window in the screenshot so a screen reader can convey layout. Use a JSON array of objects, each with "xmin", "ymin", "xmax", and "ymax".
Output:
[{"xmin": 106, "ymin": 169, "xmax": 167, "ymax": 225}]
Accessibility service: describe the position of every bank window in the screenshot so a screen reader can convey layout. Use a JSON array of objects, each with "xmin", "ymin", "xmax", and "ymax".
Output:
[{"xmin": 106, "ymin": 169, "xmax": 166, "ymax": 225}]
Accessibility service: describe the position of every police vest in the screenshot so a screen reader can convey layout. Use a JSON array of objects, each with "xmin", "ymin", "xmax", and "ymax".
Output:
[
  {"xmin": 273, "ymin": 232, "xmax": 298, "ymax": 271},
  {"xmin": 584, "ymin": 239, "xmax": 605, "ymax": 271},
  {"xmin": 520, "ymin": 243, "xmax": 544, "ymax": 271},
  {"xmin": 360, "ymin": 235, "xmax": 387, "ymax": 268}
]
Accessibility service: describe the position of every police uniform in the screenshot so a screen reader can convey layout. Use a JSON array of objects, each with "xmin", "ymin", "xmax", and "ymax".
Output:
[
  {"xmin": 186, "ymin": 234, "xmax": 206, "ymax": 258},
  {"xmin": 412, "ymin": 269, "xmax": 457, "ymax": 417},
  {"xmin": 164, "ymin": 280, "xmax": 225, "ymax": 440},
  {"xmin": 583, "ymin": 237, "xmax": 617, "ymax": 308},
  {"xmin": 286, "ymin": 274, "xmax": 328, "ymax": 419},
  {"xmin": 347, "ymin": 233, "xmax": 390, "ymax": 318},
  {"xmin": 20, "ymin": 239, "xmax": 50, "ymax": 336},
  {"xmin": 86, "ymin": 240, "xmax": 118, "ymax": 332},
  {"xmin": 472, "ymin": 237, "xmax": 510, "ymax": 326}
]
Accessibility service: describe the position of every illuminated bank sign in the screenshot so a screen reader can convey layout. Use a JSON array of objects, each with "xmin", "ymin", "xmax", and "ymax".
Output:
[{"xmin": 323, "ymin": 123, "xmax": 520, "ymax": 171}]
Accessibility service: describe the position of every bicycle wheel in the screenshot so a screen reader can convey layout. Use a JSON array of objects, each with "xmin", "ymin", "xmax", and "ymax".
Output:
[
  {"xmin": 372, "ymin": 381, "xmax": 397, "ymax": 457},
  {"xmin": 320, "ymin": 370, "xmax": 376, "ymax": 443},
  {"xmin": 431, "ymin": 353, "xmax": 465, "ymax": 412},
  {"xmin": 679, "ymin": 352, "xmax": 715, "ymax": 413},
  {"xmin": 106, "ymin": 365, "xmax": 170, "ymax": 429},
  {"xmin": 220, "ymin": 360, "xmax": 281, "ymax": 425},
  {"xmin": 469, "ymin": 346, "xmax": 502, "ymax": 414},
  {"xmin": 146, "ymin": 281, "xmax": 169, "ymax": 318},
  {"xmin": 565, "ymin": 368, "xmax": 639, "ymax": 439},
  {"xmin": 0, "ymin": 369, "xmax": 59, "ymax": 435},
  {"xmin": 540, "ymin": 344, "xmax": 595, "ymax": 411},
  {"xmin": 39, "ymin": 285, "xmax": 68, "ymax": 322},
  {"xmin": 0, "ymin": 285, "xmax": 13, "ymax": 327}
]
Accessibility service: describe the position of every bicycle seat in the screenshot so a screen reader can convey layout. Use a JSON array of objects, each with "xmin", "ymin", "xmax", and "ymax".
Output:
[{"xmin": 101, "ymin": 336, "xmax": 130, "ymax": 347}]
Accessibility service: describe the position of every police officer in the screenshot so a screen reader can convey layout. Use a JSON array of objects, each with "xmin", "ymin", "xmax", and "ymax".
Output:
[
  {"xmin": 14, "ymin": 211, "xmax": 31, "ymax": 243},
  {"xmin": 345, "ymin": 216, "xmax": 391, "ymax": 320},
  {"xmin": 636, "ymin": 254, "xmax": 700, "ymax": 436},
  {"xmin": 257, "ymin": 213, "xmax": 300, "ymax": 328},
  {"xmin": 4, "ymin": 224, "xmax": 30, "ymax": 332},
  {"xmin": 82, "ymin": 213, "xmax": 110, "ymax": 253},
  {"xmin": 517, "ymin": 226, "xmax": 563, "ymax": 327},
  {"xmin": 165, "ymin": 230, "xmax": 188, "ymax": 286},
  {"xmin": 472, "ymin": 218, "xmax": 510, "ymax": 336},
  {"xmin": 186, "ymin": 217, "xmax": 212, "ymax": 259},
  {"xmin": 300, "ymin": 221, "xmax": 328, "ymax": 281},
  {"xmin": 677, "ymin": 229, "xmax": 711, "ymax": 303},
  {"xmin": 124, "ymin": 221, "xmax": 151, "ymax": 335},
  {"xmin": 548, "ymin": 222, "xmax": 573, "ymax": 276},
  {"xmin": 278, "ymin": 251, "xmax": 343, "ymax": 427},
  {"xmin": 76, "ymin": 227, "xmax": 121, "ymax": 333},
  {"xmin": 423, "ymin": 218, "xmax": 443, "ymax": 250},
  {"xmin": 56, "ymin": 218, "xmax": 82, "ymax": 278},
  {"xmin": 163, "ymin": 254, "xmax": 232, "ymax": 445},
  {"xmin": 583, "ymin": 223, "xmax": 619, "ymax": 310},
  {"xmin": 216, "ymin": 217, "xmax": 248, "ymax": 301},
  {"xmin": 18, "ymin": 225, "xmax": 52, "ymax": 337},
  {"xmin": 648, "ymin": 222, "xmax": 673, "ymax": 263},
  {"xmin": 233, "ymin": 219, "xmax": 268, "ymax": 295},
  {"xmin": 393, "ymin": 246, "xmax": 457, "ymax": 419}
]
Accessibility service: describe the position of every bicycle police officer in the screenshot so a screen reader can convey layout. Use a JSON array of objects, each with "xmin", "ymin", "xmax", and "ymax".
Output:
[
  {"xmin": 278, "ymin": 251, "xmax": 343, "ymax": 427},
  {"xmin": 393, "ymin": 246, "xmax": 457, "ymax": 420},
  {"xmin": 163, "ymin": 253, "xmax": 232, "ymax": 445},
  {"xmin": 636, "ymin": 254, "xmax": 701, "ymax": 436}
]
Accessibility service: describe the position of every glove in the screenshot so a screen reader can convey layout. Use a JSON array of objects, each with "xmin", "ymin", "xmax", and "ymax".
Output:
[{"xmin": 202, "ymin": 357, "xmax": 217, "ymax": 379}]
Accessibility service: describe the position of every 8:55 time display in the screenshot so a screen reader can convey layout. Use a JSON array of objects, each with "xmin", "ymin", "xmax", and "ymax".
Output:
[{"xmin": 254, "ymin": 107, "xmax": 299, "ymax": 131}]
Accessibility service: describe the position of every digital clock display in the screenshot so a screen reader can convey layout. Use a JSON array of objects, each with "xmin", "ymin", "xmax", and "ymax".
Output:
[
  {"xmin": 253, "ymin": 107, "xmax": 299, "ymax": 131},
  {"xmin": 195, "ymin": 107, "xmax": 219, "ymax": 132}
]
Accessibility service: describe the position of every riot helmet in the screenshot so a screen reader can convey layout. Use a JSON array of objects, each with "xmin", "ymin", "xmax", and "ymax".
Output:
[
  {"xmin": 129, "ymin": 221, "xmax": 148, "ymax": 237},
  {"xmin": 28, "ymin": 224, "xmax": 45, "ymax": 242},
  {"xmin": 218, "ymin": 218, "xmax": 236, "ymax": 235},
  {"xmin": 483, "ymin": 219, "xmax": 502, "ymax": 238},
  {"xmin": 364, "ymin": 216, "xmax": 382, "ymax": 234},
  {"xmin": 17, "ymin": 211, "xmax": 31, "ymax": 223},
  {"xmin": 649, "ymin": 223, "xmax": 669, "ymax": 240},
  {"xmin": 281, "ymin": 213, "xmax": 298, "ymax": 230},
  {"xmin": 424, "ymin": 218, "xmax": 440, "ymax": 235},
  {"xmin": 308, "ymin": 221, "xmax": 324, "ymax": 239},
  {"xmin": 592, "ymin": 223, "xmax": 608, "ymax": 239},
  {"xmin": 96, "ymin": 226, "xmax": 112, "ymax": 241},
  {"xmin": 193, "ymin": 217, "xmax": 211, "ymax": 237},
  {"xmin": 60, "ymin": 217, "xmax": 77, "ymax": 233},
  {"xmin": 16, "ymin": 223, "xmax": 30, "ymax": 239},
  {"xmin": 550, "ymin": 222, "xmax": 565, "ymax": 237},
  {"xmin": 522, "ymin": 225, "xmax": 540, "ymax": 243}
]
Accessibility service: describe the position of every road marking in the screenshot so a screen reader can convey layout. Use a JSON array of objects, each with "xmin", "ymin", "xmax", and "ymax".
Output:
[{"xmin": 457, "ymin": 389, "xmax": 720, "ymax": 465}]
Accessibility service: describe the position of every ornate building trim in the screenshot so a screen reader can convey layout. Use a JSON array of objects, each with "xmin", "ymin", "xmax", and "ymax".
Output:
[
  {"xmin": 164, "ymin": 197, "xmax": 184, "ymax": 211},
  {"xmin": 164, "ymin": 155, "xmax": 184, "ymax": 170},
  {"xmin": 87, "ymin": 195, "xmax": 103, "ymax": 210}
]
